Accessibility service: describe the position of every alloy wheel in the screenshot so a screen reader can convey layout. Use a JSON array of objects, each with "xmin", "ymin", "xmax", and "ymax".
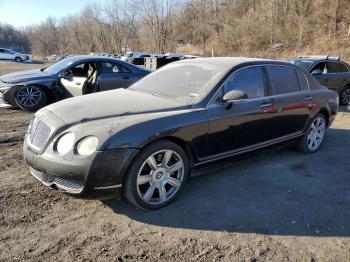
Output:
[
  {"xmin": 16, "ymin": 87, "xmax": 42, "ymax": 107},
  {"xmin": 307, "ymin": 117, "xmax": 326, "ymax": 151},
  {"xmin": 136, "ymin": 149, "xmax": 184, "ymax": 205},
  {"xmin": 341, "ymin": 88, "xmax": 350, "ymax": 105}
]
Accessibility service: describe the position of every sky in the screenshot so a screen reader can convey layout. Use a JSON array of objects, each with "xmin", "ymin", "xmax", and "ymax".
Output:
[{"xmin": 0, "ymin": 0, "xmax": 101, "ymax": 28}]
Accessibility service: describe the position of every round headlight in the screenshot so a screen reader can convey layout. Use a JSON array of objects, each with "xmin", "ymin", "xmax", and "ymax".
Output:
[
  {"xmin": 76, "ymin": 136, "xmax": 99, "ymax": 157},
  {"xmin": 56, "ymin": 132, "xmax": 75, "ymax": 155}
]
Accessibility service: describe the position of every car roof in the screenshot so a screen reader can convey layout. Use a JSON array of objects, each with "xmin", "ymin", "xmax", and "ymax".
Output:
[
  {"xmin": 65, "ymin": 55, "xmax": 119, "ymax": 62},
  {"xmin": 174, "ymin": 57, "xmax": 293, "ymax": 70}
]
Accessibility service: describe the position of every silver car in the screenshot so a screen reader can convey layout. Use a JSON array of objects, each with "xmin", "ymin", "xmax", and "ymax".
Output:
[{"xmin": 0, "ymin": 48, "xmax": 30, "ymax": 62}]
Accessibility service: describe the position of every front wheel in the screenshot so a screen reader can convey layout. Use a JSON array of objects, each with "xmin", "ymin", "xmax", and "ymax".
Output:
[
  {"xmin": 14, "ymin": 57, "xmax": 22, "ymax": 63},
  {"xmin": 15, "ymin": 86, "xmax": 47, "ymax": 112},
  {"xmin": 296, "ymin": 113, "xmax": 327, "ymax": 154},
  {"xmin": 123, "ymin": 140, "xmax": 189, "ymax": 209},
  {"xmin": 340, "ymin": 87, "xmax": 350, "ymax": 105}
]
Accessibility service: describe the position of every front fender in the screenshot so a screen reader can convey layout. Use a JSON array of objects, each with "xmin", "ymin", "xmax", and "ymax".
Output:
[{"xmin": 100, "ymin": 109, "xmax": 208, "ymax": 160}]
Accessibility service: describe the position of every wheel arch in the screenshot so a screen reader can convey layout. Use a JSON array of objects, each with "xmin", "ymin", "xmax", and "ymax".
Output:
[
  {"xmin": 318, "ymin": 107, "xmax": 330, "ymax": 126},
  {"xmin": 124, "ymin": 136, "xmax": 196, "ymax": 180}
]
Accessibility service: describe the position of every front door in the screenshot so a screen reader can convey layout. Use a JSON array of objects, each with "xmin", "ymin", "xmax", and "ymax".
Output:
[
  {"xmin": 206, "ymin": 66, "xmax": 279, "ymax": 157},
  {"xmin": 60, "ymin": 76, "xmax": 87, "ymax": 96}
]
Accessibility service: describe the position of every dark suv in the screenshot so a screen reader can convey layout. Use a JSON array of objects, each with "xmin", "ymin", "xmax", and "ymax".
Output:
[{"xmin": 290, "ymin": 56, "xmax": 350, "ymax": 105}]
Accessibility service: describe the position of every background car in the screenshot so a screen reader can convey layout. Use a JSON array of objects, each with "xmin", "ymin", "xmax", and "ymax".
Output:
[
  {"xmin": 0, "ymin": 48, "xmax": 30, "ymax": 62},
  {"xmin": 0, "ymin": 55, "xmax": 150, "ymax": 111},
  {"xmin": 23, "ymin": 58, "xmax": 338, "ymax": 209},
  {"xmin": 290, "ymin": 55, "xmax": 350, "ymax": 105}
]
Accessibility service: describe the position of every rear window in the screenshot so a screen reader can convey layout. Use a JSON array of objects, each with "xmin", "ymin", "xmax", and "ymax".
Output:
[
  {"xmin": 296, "ymin": 70, "xmax": 309, "ymax": 91},
  {"xmin": 102, "ymin": 62, "xmax": 131, "ymax": 73},
  {"xmin": 266, "ymin": 66, "xmax": 300, "ymax": 95},
  {"xmin": 327, "ymin": 62, "xmax": 349, "ymax": 73}
]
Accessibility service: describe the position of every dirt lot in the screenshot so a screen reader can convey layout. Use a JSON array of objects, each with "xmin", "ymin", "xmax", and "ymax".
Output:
[{"xmin": 0, "ymin": 61, "xmax": 350, "ymax": 261}]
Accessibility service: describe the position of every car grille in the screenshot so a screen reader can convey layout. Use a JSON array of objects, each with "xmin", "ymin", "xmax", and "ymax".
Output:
[
  {"xmin": 30, "ymin": 168, "xmax": 84, "ymax": 193},
  {"xmin": 28, "ymin": 118, "xmax": 51, "ymax": 149}
]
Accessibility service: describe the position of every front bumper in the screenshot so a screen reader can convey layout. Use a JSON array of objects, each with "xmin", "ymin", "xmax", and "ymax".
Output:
[
  {"xmin": 24, "ymin": 136, "xmax": 140, "ymax": 198},
  {"xmin": 0, "ymin": 92, "xmax": 16, "ymax": 108}
]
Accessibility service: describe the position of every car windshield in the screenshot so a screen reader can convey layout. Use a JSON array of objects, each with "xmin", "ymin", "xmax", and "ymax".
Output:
[
  {"xmin": 290, "ymin": 59, "xmax": 314, "ymax": 70},
  {"xmin": 129, "ymin": 62, "xmax": 226, "ymax": 104},
  {"xmin": 43, "ymin": 57, "xmax": 77, "ymax": 74}
]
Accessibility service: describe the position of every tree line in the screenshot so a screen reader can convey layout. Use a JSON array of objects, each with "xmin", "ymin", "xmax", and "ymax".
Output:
[{"xmin": 1, "ymin": 0, "xmax": 350, "ymax": 59}]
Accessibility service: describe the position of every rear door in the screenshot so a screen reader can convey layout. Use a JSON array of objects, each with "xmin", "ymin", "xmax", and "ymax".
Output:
[
  {"xmin": 0, "ymin": 49, "xmax": 12, "ymax": 60},
  {"xmin": 99, "ymin": 61, "xmax": 134, "ymax": 91},
  {"xmin": 0, "ymin": 49, "xmax": 5, "ymax": 59},
  {"xmin": 325, "ymin": 61, "xmax": 350, "ymax": 91},
  {"xmin": 265, "ymin": 65, "xmax": 311, "ymax": 137},
  {"xmin": 206, "ymin": 66, "xmax": 280, "ymax": 157},
  {"xmin": 310, "ymin": 61, "xmax": 329, "ymax": 87}
]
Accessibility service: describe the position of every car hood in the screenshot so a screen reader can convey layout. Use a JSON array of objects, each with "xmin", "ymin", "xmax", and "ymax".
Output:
[
  {"xmin": 0, "ymin": 69, "xmax": 51, "ymax": 84},
  {"xmin": 42, "ymin": 88, "xmax": 189, "ymax": 126}
]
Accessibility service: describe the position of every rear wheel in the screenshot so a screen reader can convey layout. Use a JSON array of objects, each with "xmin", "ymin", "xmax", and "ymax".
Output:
[
  {"xmin": 15, "ymin": 86, "xmax": 47, "ymax": 112},
  {"xmin": 123, "ymin": 140, "xmax": 189, "ymax": 209},
  {"xmin": 340, "ymin": 87, "xmax": 350, "ymax": 105},
  {"xmin": 14, "ymin": 57, "xmax": 22, "ymax": 63},
  {"xmin": 296, "ymin": 113, "xmax": 326, "ymax": 154}
]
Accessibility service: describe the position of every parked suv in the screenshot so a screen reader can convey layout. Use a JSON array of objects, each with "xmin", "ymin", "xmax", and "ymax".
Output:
[
  {"xmin": 0, "ymin": 48, "xmax": 30, "ymax": 62},
  {"xmin": 290, "ymin": 56, "xmax": 350, "ymax": 105}
]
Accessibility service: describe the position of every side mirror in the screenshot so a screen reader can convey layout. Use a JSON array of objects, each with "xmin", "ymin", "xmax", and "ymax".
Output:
[
  {"xmin": 223, "ymin": 90, "xmax": 248, "ymax": 109},
  {"xmin": 311, "ymin": 69, "xmax": 322, "ymax": 76}
]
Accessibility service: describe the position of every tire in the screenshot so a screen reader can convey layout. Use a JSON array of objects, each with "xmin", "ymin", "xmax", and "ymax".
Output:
[
  {"xmin": 296, "ymin": 113, "xmax": 327, "ymax": 154},
  {"xmin": 123, "ymin": 140, "xmax": 189, "ymax": 209},
  {"xmin": 15, "ymin": 86, "xmax": 47, "ymax": 112},
  {"xmin": 14, "ymin": 57, "xmax": 22, "ymax": 63},
  {"xmin": 340, "ymin": 87, "xmax": 350, "ymax": 105}
]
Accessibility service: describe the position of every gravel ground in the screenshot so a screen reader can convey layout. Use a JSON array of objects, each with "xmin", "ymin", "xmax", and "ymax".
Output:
[{"xmin": 0, "ymin": 61, "xmax": 349, "ymax": 261}]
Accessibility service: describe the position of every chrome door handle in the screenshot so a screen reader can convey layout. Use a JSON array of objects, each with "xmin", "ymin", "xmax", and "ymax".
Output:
[
  {"xmin": 259, "ymin": 103, "xmax": 272, "ymax": 108},
  {"xmin": 305, "ymin": 96, "xmax": 313, "ymax": 101},
  {"xmin": 76, "ymin": 82, "xmax": 81, "ymax": 85}
]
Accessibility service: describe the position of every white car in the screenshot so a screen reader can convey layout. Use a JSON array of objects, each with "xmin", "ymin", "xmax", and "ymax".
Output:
[{"xmin": 0, "ymin": 48, "xmax": 30, "ymax": 62}]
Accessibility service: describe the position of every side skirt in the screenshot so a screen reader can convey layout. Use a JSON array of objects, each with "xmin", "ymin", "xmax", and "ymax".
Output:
[{"xmin": 194, "ymin": 132, "xmax": 304, "ymax": 167}]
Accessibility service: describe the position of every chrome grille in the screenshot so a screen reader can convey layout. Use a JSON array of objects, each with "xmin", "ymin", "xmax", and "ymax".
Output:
[
  {"xmin": 28, "ymin": 118, "xmax": 51, "ymax": 149},
  {"xmin": 30, "ymin": 167, "xmax": 84, "ymax": 194},
  {"xmin": 53, "ymin": 177, "xmax": 84, "ymax": 191}
]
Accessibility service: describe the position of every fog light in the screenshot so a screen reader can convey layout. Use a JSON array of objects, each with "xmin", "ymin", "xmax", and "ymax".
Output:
[{"xmin": 76, "ymin": 136, "xmax": 99, "ymax": 157}]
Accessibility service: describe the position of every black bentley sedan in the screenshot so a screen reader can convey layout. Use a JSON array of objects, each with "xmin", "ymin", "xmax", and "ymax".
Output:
[
  {"xmin": 0, "ymin": 55, "xmax": 149, "ymax": 112},
  {"xmin": 23, "ymin": 58, "xmax": 338, "ymax": 209}
]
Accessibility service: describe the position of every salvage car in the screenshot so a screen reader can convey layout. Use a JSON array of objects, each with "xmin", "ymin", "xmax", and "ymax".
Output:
[
  {"xmin": 0, "ymin": 55, "xmax": 149, "ymax": 111},
  {"xmin": 290, "ymin": 56, "xmax": 350, "ymax": 105},
  {"xmin": 23, "ymin": 58, "xmax": 338, "ymax": 209}
]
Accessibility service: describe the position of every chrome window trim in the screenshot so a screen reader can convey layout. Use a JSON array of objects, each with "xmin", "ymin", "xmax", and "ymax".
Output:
[{"xmin": 207, "ymin": 64, "xmax": 310, "ymax": 108}]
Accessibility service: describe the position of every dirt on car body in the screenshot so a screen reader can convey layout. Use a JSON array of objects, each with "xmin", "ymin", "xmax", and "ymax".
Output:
[{"xmin": 0, "ymin": 62, "xmax": 350, "ymax": 261}]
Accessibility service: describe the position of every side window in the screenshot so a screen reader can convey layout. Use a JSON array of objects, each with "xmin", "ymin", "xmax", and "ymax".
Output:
[
  {"xmin": 266, "ymin": 66, "xmax": 300, "ymax": 95},
  {"xmin": 296, "ymin": 70, "xmax": 309, "ymax": 91},
  {"xmin": 327, "ymin": 62, "xmax": 349, "ymax": 73},
  {"xmin": 311, "ymin": 62, "xmax": 327, "ymax": 74},
  {"xmin": 224, "ymin": 67, "xmax": 265, "ymax": 99},
  {"xmin": 70, "ymin": 63, "xmax": 89, "ymax": 77},
  {"xmin": 102, "ymin": 62, "xmax": 131, "ymax": 73}
]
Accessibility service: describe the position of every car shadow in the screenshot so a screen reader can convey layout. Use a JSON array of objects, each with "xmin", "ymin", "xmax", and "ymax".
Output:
[
  {"xmin": 103, "ymin": 126, "xmax": 350, "ymax": 237},
  {"xmin": 339, "ymin": 105, "xmax": 350, "ymax": 113}
]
